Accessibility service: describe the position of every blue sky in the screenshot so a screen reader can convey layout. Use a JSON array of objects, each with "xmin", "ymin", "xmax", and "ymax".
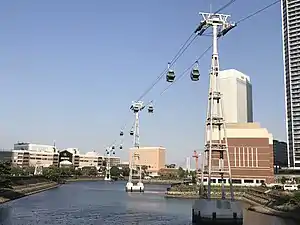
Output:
[{"xmin": 0, "ymin": 0, "xmax": 284, "ymax": 165}]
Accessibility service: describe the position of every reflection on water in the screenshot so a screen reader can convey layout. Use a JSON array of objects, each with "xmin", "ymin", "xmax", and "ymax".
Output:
[
  {"xmin": 0, "ymin": 206, "xmax": 12, "ymax": 224},
  {"xmin": 0, "ymin": 181, "xmax": 297, "ymax": 225}
]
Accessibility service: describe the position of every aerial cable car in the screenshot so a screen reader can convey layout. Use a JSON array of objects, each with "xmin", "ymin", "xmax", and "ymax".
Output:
[
  {"xmin": 111, "ymin": 145, "xmax": 115, "ymax": 150},
  {"xmin": 190, "ymin": 61, "xmax": 200, "ymax": 81},
  {"xmin": 119, "ymin": 145, "xmax": 123, "ymax": 150},
  {"xmin": 131, "ymin": 104, "xmax": 139, "ymax": 113},
  {"xmin": 166, "ymin": 62, "xmax": 175, "ymax": 82},
  {"xmin": 148, "ymin": 103, "xmax": 154, "ymax": 113},
  {"xmin": 130, "ymin": 130, "xmax": 134, "ymax": 136},
  {"xmin": 120, "ymin": 131, "xmax": 124, "ymax": 136}
]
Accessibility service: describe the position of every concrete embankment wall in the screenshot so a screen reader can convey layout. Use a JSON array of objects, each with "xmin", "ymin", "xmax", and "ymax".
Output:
[
  {"xmin": 0, "ymin": 182, "xmax": 59, "ymax": 204},
  {"xmin": 165, "ymin": 188, "xmax": 300, "ymax": 222},
  {"xmin": 165, "ymin": 191, "xmax": 244, "ymax": 199},
  {"xmin": 131, "ymin": 179, "xmax": 181, "ymax": 184}
]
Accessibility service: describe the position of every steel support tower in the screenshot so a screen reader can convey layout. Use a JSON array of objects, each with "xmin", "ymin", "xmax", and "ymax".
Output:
[
  {"xmin": 197, "ymin": 12, "xmax": 236, "ymax": 200},
  {"xmin": 105, "ymin": 146, "xmax": 115, "ymax": 181},
  {"xmin": 128, "ymin": 101, "xmax": 145, "ymax": 183}
]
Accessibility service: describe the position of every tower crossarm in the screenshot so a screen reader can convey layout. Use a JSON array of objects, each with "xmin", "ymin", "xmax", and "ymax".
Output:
[
  {"xmin": 206, "ymin": 117, "xmax": 225, "ymax": 126},
  {"xmin": 205, "ymin": 143, "xmax": 227, "ymax": 151},
  {"xmin": 209, "ymin": 91, "xmax": 221, "ymax": 100}
]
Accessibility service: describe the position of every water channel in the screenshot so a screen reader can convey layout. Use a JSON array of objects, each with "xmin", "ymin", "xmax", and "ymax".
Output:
[{"xmin": 0, "ymin": 181, "xmax": 296, "ymax": 225}]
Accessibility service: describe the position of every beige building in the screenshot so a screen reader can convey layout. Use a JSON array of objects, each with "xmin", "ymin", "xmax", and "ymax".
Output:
[
  {"xmin": 59, "ymin": 149, "xmax": 120, "ymax": 169},
  {"xmin": 0, "ymin": 143, "xmax": 121, "ymax": 170},
  {"xmin": 129, "ymin": 147, "xmax": 166, "ymax": 176},
  {"xmin": 0, "ymin": 143, "xmax": 59, "ymax": 168}
]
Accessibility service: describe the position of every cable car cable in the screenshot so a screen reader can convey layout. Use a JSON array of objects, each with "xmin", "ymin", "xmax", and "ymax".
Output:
[
  {"xmin": 137, "ymin": 33, "xmax": 198, "ymax": 101},
  {"xmin": 144, "ymin": 43, "xmax": 214, "ymax": 108},
  {"xmin": 105, "ymin": 0, "xmax": 239, "ymax": 148},
  {"xmin": 145, "ymin": 0, "xmax": 280, "ymax": 107},
  {"xmin": 235, "ymin": 0, "xmax": 280, "ymax": 24},
  {"xmin": 136, "ymin": 0, "xmax": 238, "ymax": 101}
]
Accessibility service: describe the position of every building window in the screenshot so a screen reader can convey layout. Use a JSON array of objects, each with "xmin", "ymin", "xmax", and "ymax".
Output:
[
  {"xmin": 232, "ymin": 179, "xmax": 242, "ymax": 184},
  {"xmin": 234, "ymin": 147, "xmax": 237, "ymax": 167},
  {"xmin": 247, "ymin": 147, "xmax": 250, "ymax": 167},
  {"xmin": 238, "ymin": 147, "xmax": 241, "ymax": 167},
  {"xmin": 242, "ymin": 147, "xmax": 245, "ymax": 167},
  {"xmin": 251, "ymin": 148, "xmax": 254, "ymax": 167},
  {"xmin": 244, "ymin": 179, "xmax": 254, "ymax": 184},
  {"xmin": 255, "ymin": 148, "xmax": 258, "ymax": 167},
  {"xmin": 218, "ymin": 179, "xmax": 226, "ymax": 183}
]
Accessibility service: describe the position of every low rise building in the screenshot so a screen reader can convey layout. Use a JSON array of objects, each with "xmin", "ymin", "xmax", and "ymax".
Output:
[
  {"xmin": 0, "ymin": 143, "xmax": 59, "ymax": 168},
  {"xmin": 0, "ymin": 143, "xmax": 121, "ymax": 170},
  {"xmin": 129, "ymin": 147, "xmax": 166, "ymax": 176},
  {"xmin": 204, "ymin": 123, "xmax": 274, "ymax": 185},
  {"xmin": 59, "ymin": 149, "xmax": 120, "ymax": 169}
]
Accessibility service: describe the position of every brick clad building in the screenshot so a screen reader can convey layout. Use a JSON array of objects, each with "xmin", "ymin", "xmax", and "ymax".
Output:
[{"xmin": 203, "ymin": 123, "xmax": 274, "ymax": 185}]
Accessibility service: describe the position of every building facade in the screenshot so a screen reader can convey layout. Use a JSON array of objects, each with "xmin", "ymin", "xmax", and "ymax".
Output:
[
  {"xmin": 129, "ymin": 147, "xmax": 166, "ymax": 176},
  {"xmin": 219, "ymin": 69, "xmax": 253, "ymax": 123},
  {"xmin": 281, "ymin": 0, "xmax": 300, "ymax": 168},
  {"xmin": 0, "ymin": 143, "xmax": 120, "ymax": 170},
  {"xmin": 59, "ymin": 149, "xmax": 120, "ymax": 169},
  {"xmin": 204, "ymin": 123, "xmax": 274, "ymax": 185},
  {"xmin": 59, "ymin": 148, "xmax": 80, "ymax": 168},
  {"xmin": 273, "ymin": 140, "xmax": 288, "ymax": 167},
  {"xmin": 0, "ymin": 144, "xmax": 59, "ymax": 168}
]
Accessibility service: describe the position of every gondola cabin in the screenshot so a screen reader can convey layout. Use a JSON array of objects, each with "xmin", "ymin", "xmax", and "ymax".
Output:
[
  {"xmin": 166, "ymin": 70, "xmax": 175, "ymax": 82},
  {"xmin": 148, "ymin": 105, "xmax": 154, "ymax": 113},
  {"xmin": 190, "ymin": 68, "xmax": 200, "ymax": 81},
  {"xmin": 133, "ymin": 105, "xmax": 139, "ymax": 113}
]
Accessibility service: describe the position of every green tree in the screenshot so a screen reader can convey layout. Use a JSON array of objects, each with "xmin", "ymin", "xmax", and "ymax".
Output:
[
  {"xmin": 10, "ymin": 166, "xmax": 24, "ymax": 176},
  {"xmin": 0, "ymin": 162, "xmax": 12, "ymax": 188},
  {"xmin": 74, "ymin": 168, "xmax": 83, "ymax": 178},
  {"xmin": 43, "ymin": 166, "xmax": 61, "ymax": 182},
  {"xmin": 177, "ymin": 167, "xmax": 185, "ymax": 179},
  {"xmin": 81, "ymin": 166, "xmax": 98, "ymax": 176},
  {"xmin": 281, "ymin": 176, "xmax": 287, "ymax": 184},
  {"xmin": 110, "ymin": 166, "xmax": 120, "ymax": 177},
  {"xmin": 88, "ymin": 167, "xmax": 98, "ymax": 176},
  {"xmin": 121, "ymin": 167, "xmax": 130, "ymax": 177},
  {"xmin": 191, "ymin": 176, "xmax": 196, "ymax": 184}
]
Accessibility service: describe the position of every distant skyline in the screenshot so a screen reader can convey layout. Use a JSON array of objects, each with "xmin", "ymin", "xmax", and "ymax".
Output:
[{"xmin": 0, "ymin": 1, "xmax": 285, "ymax": 165}]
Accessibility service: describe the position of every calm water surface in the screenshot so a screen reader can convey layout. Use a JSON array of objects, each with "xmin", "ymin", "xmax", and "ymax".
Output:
[{"xmin": 0, "ymin": 181, "xmax": 296, "ymax": 225}]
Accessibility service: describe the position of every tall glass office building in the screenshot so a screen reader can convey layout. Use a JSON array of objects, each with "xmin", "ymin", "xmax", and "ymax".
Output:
[{"xmin": 281, "ymin": 0, "xmax": 300, "ymax": 168}]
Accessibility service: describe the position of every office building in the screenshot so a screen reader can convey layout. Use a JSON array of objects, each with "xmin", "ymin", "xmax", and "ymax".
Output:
[
  {"xmin": 273, "ymin": 140, "xmax": 288, "ymax": 167},
  {"xmin": 205, "ymin": 123, "xmax": 274, "ymax": 185},
  {"xmin": 219, "ymin": 69, "xmax": 253, "ymax": 123},
  {"xmin": 0, "ymin": 143, "xmax": 120, "ymax": 170},
  {"xmin": 59, "ymin": 149, "xmax": 120, "ymax": 169},
  {"xmin": 0, "ymin": 142, "xmax": 59, "ymax": 168},
  {"xmin": 129, "ymin": 147, "xmax": 166, "ymax": 176},
  {"xmin": 281, "ymin": 0, "xmax": 300, "ymax": 168}
]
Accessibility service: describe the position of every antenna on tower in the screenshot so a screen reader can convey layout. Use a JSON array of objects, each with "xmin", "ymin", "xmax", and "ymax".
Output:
[{"xmin": 196, "ymin": 12, "xmax": 236, "ymax": 200}]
